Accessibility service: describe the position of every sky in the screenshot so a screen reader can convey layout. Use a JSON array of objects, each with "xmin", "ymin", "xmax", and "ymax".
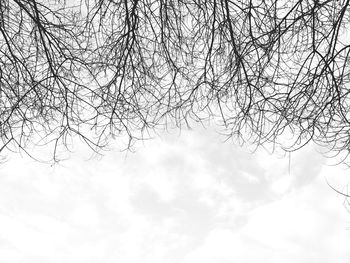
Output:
[{"xmin": 0, "ymin": 126, "xmax": 350, "ymax": 262}]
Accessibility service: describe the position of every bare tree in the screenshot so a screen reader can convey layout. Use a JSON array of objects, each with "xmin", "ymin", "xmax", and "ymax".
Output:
[{"xmin": 1, "ymin": 0, "xmax": 350, "ymax": 162}]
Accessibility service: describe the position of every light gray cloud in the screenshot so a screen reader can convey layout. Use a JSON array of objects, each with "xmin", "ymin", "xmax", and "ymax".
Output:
[{"xmin": 0, "ymin": 128, "xmax": 348, "ymax": 262}]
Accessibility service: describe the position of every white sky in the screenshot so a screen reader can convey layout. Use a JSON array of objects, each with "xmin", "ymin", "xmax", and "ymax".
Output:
[{"xmin": 0, "ymin": 127, "xmax": 350, "ymax": 262}]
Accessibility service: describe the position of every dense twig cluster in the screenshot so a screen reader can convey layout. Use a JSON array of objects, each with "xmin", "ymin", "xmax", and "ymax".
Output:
[{"xmin": 0, "ymin": 0, "xmax": 350, "ymax": 162}]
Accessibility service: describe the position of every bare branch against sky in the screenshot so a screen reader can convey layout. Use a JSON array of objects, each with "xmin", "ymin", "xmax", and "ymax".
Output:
[{"xmin": 1, "ymin": 0, "xmax": 350, "ymax": 162}]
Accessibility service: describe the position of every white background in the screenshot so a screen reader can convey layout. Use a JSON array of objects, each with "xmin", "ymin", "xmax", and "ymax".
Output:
[{"xmin": 0, "ymin": 127, "xmax": 349, "ymax": 262}]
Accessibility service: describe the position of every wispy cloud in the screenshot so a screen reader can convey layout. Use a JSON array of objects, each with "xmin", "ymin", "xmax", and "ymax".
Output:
[{"xmin": 0, "ymin": 128, "xmax": 348, "ymax": 262}]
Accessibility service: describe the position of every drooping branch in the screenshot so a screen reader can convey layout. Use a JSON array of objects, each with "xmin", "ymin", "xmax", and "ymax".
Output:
[{"xmin": 0, "ymin": 0, "xmax": 350, "ymax": 162}]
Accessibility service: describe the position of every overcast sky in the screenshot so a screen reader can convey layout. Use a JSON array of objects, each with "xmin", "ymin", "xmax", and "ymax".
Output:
[{"xmin": 0, "ymin": 126, "xmax": 350, "ymax": 262}]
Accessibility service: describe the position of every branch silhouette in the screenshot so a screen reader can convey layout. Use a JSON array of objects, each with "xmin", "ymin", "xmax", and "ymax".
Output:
[{"xmin": 0, "ymin": 0, "xmax": 350, "ymax": 162}]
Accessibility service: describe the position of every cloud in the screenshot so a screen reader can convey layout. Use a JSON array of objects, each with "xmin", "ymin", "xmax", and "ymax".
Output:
[
  {"xmin": 184, "ymin": 176, "xmax": 350, "ymax": 263},
  {"xmin": 0, "ymin": 128, "xmax": 348, "ymax": 262}
]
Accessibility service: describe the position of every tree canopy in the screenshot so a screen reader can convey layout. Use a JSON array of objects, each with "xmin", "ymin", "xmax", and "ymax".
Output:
[{"xmin": 1, "ymin": 0, "xmax": 350, "ymax": 162}]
